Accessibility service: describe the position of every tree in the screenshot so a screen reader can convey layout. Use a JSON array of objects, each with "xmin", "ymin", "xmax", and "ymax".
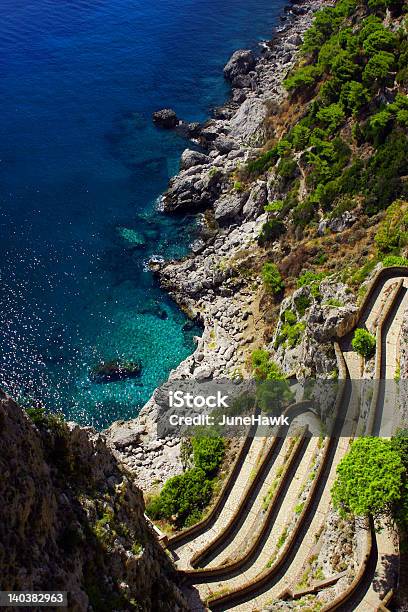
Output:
[
  {"xmin": 363, "ymin": 28, "xmax": 397, "ymax": 56},
  {"xmin": 362, "ymin": 51, "xmax": 395, "ymax": 88},
  {"xmin": 369, "ymin": 109, "xmax": 393, "ymax": 141},
  {"xmin": 261, "ymin": 263, "xmax": 284, "ymax": 295},
  {"xmin": 352, "ymin": 328, "xmax": 376, "ymax": 358},
  {"xmin": 283, "ymin": 66, "xmax": 321, "ymax": 94},
  {"xmin": 146, "ymin": 468, "xmax": 213, "ymax": 527},
  {"xmin": 340, "ymin": 81, "xmax": 369, "ymax": 114},
  {"xmin": 331, "ymin": 51, "xmax": 360, "ymax": 83},
  {"xmin": 316, "ymin": 103, "xmax": 346, "ymax": 133},
  {"xmin": 290, "ymin": 124, "xmax": 311, "ymax": 150},
  {"xmin": 332, "ymin": 437, "xmax": 405, "ymax": 518}
]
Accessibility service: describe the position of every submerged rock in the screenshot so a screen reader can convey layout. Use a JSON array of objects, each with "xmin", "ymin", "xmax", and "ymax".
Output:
[
  {"xmin": 152, "ymin": 108, "xmax": 178, "ymax": 129},
  {"xmin": 116, "ymin": 226, "xmax": 146, "ymax": 247},
  {"xmin": 89, "ymin": 359, "xmax": 142, "ymax": 383}
]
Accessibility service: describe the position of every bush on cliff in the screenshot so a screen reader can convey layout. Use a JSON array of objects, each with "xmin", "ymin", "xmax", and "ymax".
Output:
[
  {"xmin": 332, "ymin": 437, "xmax": 405, "ymax": 519},
  {"xmin": 191, "ymin": 435, "xmax": 225, "ymax": 475},
  {"xmin": 375, "ymin": 200, "xmax": 408, "ymax": 254},
  {"xmin": 351, "ymin": 328, "xmax": 376, "ymax": 358},
  {"xmin": 262, "ymin": 263, "xmax": 284, "ymax": 295},
  {"xmin": 146, "ymin": 468, "xmax": 213, "ymax": 528}
]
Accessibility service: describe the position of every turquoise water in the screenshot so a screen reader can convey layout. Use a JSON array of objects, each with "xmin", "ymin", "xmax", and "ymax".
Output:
[{"xmin": 0, "ymin": 0, "xmax": 286, "ymax": 428}]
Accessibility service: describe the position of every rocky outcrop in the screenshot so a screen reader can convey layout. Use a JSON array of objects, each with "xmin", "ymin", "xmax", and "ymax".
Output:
[
  {"xmin": 0, "ymin": 390, "xmax": 187, "ymax": 611},
  {"xmin": 162, "ymin": 164, "xmax": 224, "ymax": 213},
  {"xmin": 180, "ymin": 149, "xmax": 211, "ymax": 170},
  {"xmin": 270, "ymin": 278, "xmax": 358, "ymax": 378},
  {"xmin": 223, "ymin": 49, "xmax": 256, "ymax": 87},
  {"xmin": 152, "ymin": 108, "xmax": 179, "ymax": 129}
]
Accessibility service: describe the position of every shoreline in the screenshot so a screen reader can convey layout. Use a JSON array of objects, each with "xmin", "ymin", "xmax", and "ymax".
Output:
[{"xmin": 104, "ymin": 0, "xmax": 332, "ymax": 490}]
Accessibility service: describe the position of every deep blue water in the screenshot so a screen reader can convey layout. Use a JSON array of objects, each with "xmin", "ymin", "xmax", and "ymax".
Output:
[{"xmin": 0, "ymin": 0, "xmax": 286, "ymax": 428}]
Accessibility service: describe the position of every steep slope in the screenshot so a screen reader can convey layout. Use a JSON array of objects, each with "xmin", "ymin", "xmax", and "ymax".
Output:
[{"xmin": 0, "ymin": 390, "xmax": 187, "ymax": 612}]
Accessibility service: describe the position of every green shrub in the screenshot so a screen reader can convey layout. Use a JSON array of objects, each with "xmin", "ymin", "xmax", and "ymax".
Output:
[
  {"xmin": 350, "ymin": 258, "xmax": 378, "ymax": 285},
  {"xmin": 316, "ymin": 103, "xmax": 346, "ymax": 133},
  {"xmin": 276, "ymin": 321, "xmax": 306, "ymax": 349},
  {"xmin": 25, "ymin": 406, "xmax": 48, "ymax": 425},
  {"xmin": 297, "ymin": 271, "xmax": 326, "ymax": 297},
  {"xmin": 259, "ymin": 219, "xmax": 286, "ymax": 244},
  {"xmin": 340, "ymin": 81, "xmax": 369, "ymax": 114},
  {"xmin": 246, "ymin": 148, "xmax": 278, "ymax": 175},
  {"xmin": 362, "ymin": 51, "xmax": 395, "ymax": 88},
  {"xmin": 264, "ymin": 200, "xmax": 284, "ymax": 213},
  {"xmin": 332, "ymin": 437, "xmax": 404, "ymax": 518},
  {"xmin": 381, "ymin": 255, "xmax": 408, "ymax": 267},
  {"xmin": 251, "ymin": 349, "xmax": 285, "ymax": 381},
  {"xmin": 261, "ymin": 263, "xmax": 284, "ymax": 295},
  {"xmin": 290, "ymin": 124, "xmax": 311, "ymax": 150},
  {"xmin": 364, "ymin": 131, "xmax": 408, "ymax": 213},
  {"xmin": 362, "ymin": 28, "xmax": 397, "ymax": 56},
  {"xmin": 375, "ymin": 200, "xmax": 408, "ymax": 253},
  {"xmin": 284, "ymin": 66, "xmax": 321, "ymax": 94},
  {"xmin": 277, "ymin": 157, "xmax": 298, "ymax": 180},
  {"xmin": 145, "ymin": 468, "xmax": 213, "ymax": 528},
  {"xmin": 323, "ymin": 298, "xmax": 344, "ymax": 307},
  {"xmin": 191, "ymin": 436, "xmax": 225, "ymax": 475},
  {"xmin": 351, "ymin": 328, "xmax": 376, "ymax": 358},
  {"xmin": 291, "ymin": 199, "xmax": 316, "ymax": 228},
  {"xmin": 294, "ymin": 294, "xmax": 312, "ymax": 316}
]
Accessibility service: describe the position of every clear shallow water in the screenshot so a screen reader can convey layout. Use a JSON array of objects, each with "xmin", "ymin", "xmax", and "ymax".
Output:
[{"xmin": 0, "ymin": 0, "xmax": 286, "ymax": 428}]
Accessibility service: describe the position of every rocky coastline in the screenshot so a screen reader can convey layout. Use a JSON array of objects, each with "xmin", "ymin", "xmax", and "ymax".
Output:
[{"xmin": 104, "ymin": 0, "xmax": 335, "ymax": 490}]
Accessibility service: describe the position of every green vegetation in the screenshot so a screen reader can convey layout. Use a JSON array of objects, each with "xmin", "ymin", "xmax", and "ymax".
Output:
[
  {"xmin": 382, "ymin": 255, "xmax": 408, "ymax": 267},
  {"xmin": 251, "ymin": 349, "xmax": 285, "ymax": 381},
  {"xmin": 351, "ymin": 328, "xmax": 376, "ymax": 358},
  {"xmin": 297, "ymin": 271, "xmax": 326, "ymax": 297},
  {"xmin": 191, "ymin": 435, "xmax": 225, "ymax": 475},
  {"xmin": 294, "ymin": 293, "xmax": 312, "ymax": 316},
  {"xmin": 259, "ymin": 219, "xmax": 286, "ymax": 244},
  {"xmin": 261, "ymin": 262, "xmax": 284, "ymax": 294},
  {"xmin": 332, "ymin": 437, "xmax": 406, "ymax": 521},
  {"xmin": 275, "ymin": 316, "xmax": 306, "ymax": 349},
  {"xmin": 375, "ymin": 200, "xmax": 408, "ymax": 254},
  {"xmin": 146, "ymin": 468, "xmax": 213, "ymax": 528},
  {"xmin": 146, "ymin": 434, "xmax": 225, "ymax": 528},
  {"xmin": 323, "ymin": 298, "xmax": 344, "ymax": 307},
  {"xmin": 243, "ymin": 0, "xmax": 408, "ymax": 235}
]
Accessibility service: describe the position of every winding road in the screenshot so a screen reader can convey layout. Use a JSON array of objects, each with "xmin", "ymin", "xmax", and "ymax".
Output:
[{"xmin": 164, "ymin": 267, "xmax": 407, "ymax": 611}]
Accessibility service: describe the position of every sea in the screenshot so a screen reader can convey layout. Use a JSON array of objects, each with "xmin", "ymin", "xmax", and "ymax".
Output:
[{"xmin": 0, "ymin": 0, "xmax": 286, "ymax": 428}]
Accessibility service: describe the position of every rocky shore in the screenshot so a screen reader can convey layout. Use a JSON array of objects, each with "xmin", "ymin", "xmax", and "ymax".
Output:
[{"xmin": 105, "ymin": 0, "xmax": 335, "ymax": 490}]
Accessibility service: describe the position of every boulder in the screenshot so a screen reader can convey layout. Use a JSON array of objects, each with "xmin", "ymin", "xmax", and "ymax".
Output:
[
  {"xmin": 106, "ymin": 422, "xmax": 146, "ymax": 449},
  {"xmin": 224, "ymin": 49, "xmax": 257, "ymax": 87},
  {"xmin": 318, "ymin": 211, "xmax": 357, "ymax": 236},
  {"xmin": 162, "ymin": 166, "xmax": 222, "ymax": 213},
  {"xmin": 89, "ymin": 359, "xmax": 142, "ymax": 383},
  {"xmin": 242, "ymin": 181, "xmax": 267, "ymax": 219},
  {"xmin": 228, "ymin": 97, "xmax": 268, "ymax": 145},
  {"xmin": 152, "ymin": 108, "xmax": 178, "ymax": 129},
  {"xmin": 180, "ymin": 149, "xmax": 210, "ymax": 170},
  {"xmin": 214, "ymin": 190, "xmax": 249, "ymax": 223}
]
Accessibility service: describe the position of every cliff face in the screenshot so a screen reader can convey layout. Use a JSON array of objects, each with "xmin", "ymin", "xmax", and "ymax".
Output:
[{"xmin": 0, "ymin": 390, "xmax": 187, "ymax": 611}]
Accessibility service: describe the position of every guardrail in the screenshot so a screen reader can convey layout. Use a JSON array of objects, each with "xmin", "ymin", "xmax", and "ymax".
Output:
[
  {"xmin": 190, "ymin": 400, "xmax": 313, "ymax": 569},
  {"xmin": 190, "ymin": 434, "xmax": 281, "ymax": 568},
  {"xmin": 167, "ymin": 415, "xmax": 256, "ymax": 548},
  {"xmin": 183, "ymin": 427, "xmax": 309, "ymax": 582},
  {"xmin": 322, "ymin": 274, "xmax": 405, "ymax": 611}
]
